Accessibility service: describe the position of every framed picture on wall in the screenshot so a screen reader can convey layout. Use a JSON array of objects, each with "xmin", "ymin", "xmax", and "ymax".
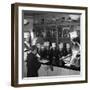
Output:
[{"xmin": 11, "ymin": 3, "xmax": 88, "ymax": 87}]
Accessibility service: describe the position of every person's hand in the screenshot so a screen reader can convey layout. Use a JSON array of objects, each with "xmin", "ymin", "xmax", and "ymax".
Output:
[{"xmin": 65, "ymin": 63, "xmax": 71, "ymax": 67}]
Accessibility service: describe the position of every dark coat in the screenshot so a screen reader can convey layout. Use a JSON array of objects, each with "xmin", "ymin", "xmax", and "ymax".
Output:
[
  {"xmin": 43, "ymin": 48, "xmax": 51, "ymax": 60},
  {"xmin": 64, "ymin": 48, "xmax": 72, "ymax": 57},
  {"xmin": 58, "ymin": 49, "xmax": 66, "ymax": 66},
  {"xmin": 37, "ymin": 48, "xmax": 41, "ymax": 56},
  {"xmin": 27, "ymin": 52, "xmax": 41, "ymax": 77},
  {"xmin": 58, "ymin": 49, "xmax": 65, "ymax": 58},
  {"xmin": 40, "ymin": 49, "xmax": 46, "ymax": 59},
  {"xmin": 73, "ymin": 37, "xmax": 80, "ymax": 44},
  {"xmin": 50, "ymin": 48, "xmax": 59, "ymax": 65}
]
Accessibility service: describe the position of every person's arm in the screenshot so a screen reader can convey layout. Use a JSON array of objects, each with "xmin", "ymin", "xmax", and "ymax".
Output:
[
  {"xmin": 34, "ymin": 56, "xmax": 41, "ymax": 70},
  {"xmin": 24, "ymin": 41, "xmax": 30, "ymax": 48}
]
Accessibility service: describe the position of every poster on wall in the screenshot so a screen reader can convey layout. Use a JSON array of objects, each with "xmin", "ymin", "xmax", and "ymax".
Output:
[{"xmin": 11, "ymin": 3, "xmax": 88, "ymax": 87}]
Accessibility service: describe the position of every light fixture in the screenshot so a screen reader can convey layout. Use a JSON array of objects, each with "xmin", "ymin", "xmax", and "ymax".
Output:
[
  {"xmin": 69, "ymin": 15, "xmax": 80, "ymax": 20},
  {"xmin": 24, "ymin": 19, "xmax": 29, "ymax": 25}
]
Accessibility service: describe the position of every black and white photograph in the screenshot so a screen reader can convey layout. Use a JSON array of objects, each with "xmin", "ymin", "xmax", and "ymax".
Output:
[
  {"xmin": 11, "ymin": 3, "xmax": 87, "ymax": 87},
  {"xmin": 23, "ymin": 11, "xmax": 81, "ymax": 78}
]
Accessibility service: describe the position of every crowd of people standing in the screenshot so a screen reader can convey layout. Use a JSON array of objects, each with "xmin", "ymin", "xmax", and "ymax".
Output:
[{"xmin": 24, "ymin": 33, "xmax": 80, "ymax": 77}]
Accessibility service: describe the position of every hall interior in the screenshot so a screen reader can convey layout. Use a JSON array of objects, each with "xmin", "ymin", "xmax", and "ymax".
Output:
[{"xmin": 23, "ymin": 11, "xmax": 80, "ymax": 77}]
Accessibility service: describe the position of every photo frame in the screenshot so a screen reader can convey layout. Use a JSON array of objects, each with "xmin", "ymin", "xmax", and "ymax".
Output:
[{"xmin": 11, "ymin": 3, "xmax": 88, "ymax": 87}]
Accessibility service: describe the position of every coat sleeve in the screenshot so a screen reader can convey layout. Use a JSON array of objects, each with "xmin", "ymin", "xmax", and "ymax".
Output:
[
  {"xmin": 34, "ymin": 56, "xmax": 41, "ymax": 70},
  {"xmin": 27, "ymin": 53, "xmax": 41, "ymax": 72}
]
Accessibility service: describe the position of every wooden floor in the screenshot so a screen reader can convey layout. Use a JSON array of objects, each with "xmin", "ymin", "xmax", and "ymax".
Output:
[{"xmin": 23, "ymin": 62, "xmax": 80, "ymax": 77}]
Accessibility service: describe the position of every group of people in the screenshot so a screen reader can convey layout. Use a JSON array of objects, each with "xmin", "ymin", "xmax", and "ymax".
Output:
[
  {"xmin": 36, "ymin": 42, "xmax": 72, "ymax": 66},
  {"xmin": 26, "ymin": 41, "xmax": 73, "ymax": 77},
  {"xmin": 24, "ymin": 33, "xmax": 80, "ymax": 77}
]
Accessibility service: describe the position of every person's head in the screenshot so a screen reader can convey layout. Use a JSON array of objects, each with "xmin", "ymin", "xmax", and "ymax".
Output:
[
  {"xmin": 59, "ymin": 42, "xmax": 63, "ymax": 50},
  {"xmin": 31, "ymin": 45, "xmax": 37, "ymax": 54},
  {"xmin": 44, "ymin": 41, "xmax": 50, "ymax": 49},
  {"xmin": 36, "ymin": 43, "xmax": 41, "ymax": 49},
  {"xmin": 52, "ymin": 42, "xmax": 56, "ymax": 49},
  {"xmin": 66, "ymin": 43, "xmax": 70, "ymax": 50},
  {"xmin": 46, "ymin": 41, "xmax": 50, "ymax": 47},
  {"xmin": 41, "ymin": 45, "xmax": 44, "ymax": 51}
]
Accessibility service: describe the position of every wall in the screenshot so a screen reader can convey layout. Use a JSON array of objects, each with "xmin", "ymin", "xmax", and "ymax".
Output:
[
  {"xmin": 0, "ymin": 0, "xmax": 89, "ymax": 90},
  {"xmin": 24, "ymin": 16, "xmax": 34, "ymax": 32}
]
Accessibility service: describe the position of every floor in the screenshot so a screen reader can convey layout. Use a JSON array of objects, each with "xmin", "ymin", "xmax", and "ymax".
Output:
[{"xmin": 23, "ymin": 62, "xmax": 80, "ymax": 77}]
